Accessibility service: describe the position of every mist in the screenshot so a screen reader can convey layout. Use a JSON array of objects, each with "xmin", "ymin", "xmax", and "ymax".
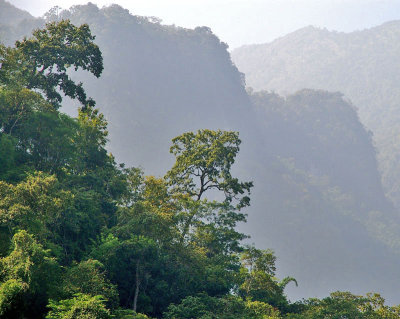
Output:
[
  {"xmin": 8, "ymin": 0, "xmax": 400, "ymax": 48},
  {"xmin": 1, "ymin": 0, "xmax": 400, "ymax": 317}
]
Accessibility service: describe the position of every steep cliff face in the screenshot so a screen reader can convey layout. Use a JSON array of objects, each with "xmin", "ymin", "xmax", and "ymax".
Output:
[{"xmin": 232, "ymin": 21, "xmax": 400, "ymax": 208}]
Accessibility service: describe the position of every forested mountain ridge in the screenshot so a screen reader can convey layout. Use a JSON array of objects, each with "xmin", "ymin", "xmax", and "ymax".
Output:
[
  {"xmin": 1, "ymin": 1, "xmax": 251, "ymax": 171},
  {"xmin": 0, "ymin": 0, "xmax": 32, "ymax": 26},
  {"xmin": 1, "ymin": 0, "xmax": 400, "ymax": 307},
  {"xmin": 245, "ymin": 89, "xmax": 400, "ymax": 301},
  {"xmin": 0, "ymin": 0, "xmax": 41, "ymax": 46},
  {"xmin": 60, "ymin": 3, "xmax": 251, "ymax": 171},
  {"xmin": 231, "ymin": 21, "xmax": 400, "ymax": 208}
]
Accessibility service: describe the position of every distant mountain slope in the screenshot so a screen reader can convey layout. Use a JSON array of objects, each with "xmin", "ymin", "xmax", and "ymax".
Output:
[
  {"xmin": 1, "ymin": 3, "xmax": 400, "ymax": 303},
  {"xmin": 59, "ymin": 3, "xmax": 251, "ymax": 172},
  {"xmin": 0, "ymin": 0, "xmax": 43, "ymax": 47},
  {"xmin": 231, "ymin": 21, "xmax": 400, "ymax": 207},
  {"xmin": 245, "ymin": 89, "xmax": 400, "ymax": 302},
  {"xmin": 0, "ymin": 0, "xmax": 32, "ymax": 26},
  {"xmin": 250, "ymin": 89, "xmax": 385, "ymax": 208}
]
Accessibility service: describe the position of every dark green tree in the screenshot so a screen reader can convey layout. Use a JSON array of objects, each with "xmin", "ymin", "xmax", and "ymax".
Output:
[
  {"xmin": 0, "ymin": 20, "xmax": 102, "ymax": 108},
  {"xmin": 91, "ymin": 234, "xmax": 159, "ymax": 313}
]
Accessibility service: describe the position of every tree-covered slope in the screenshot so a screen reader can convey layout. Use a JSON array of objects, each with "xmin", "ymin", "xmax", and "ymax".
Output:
[
  {"xmin": 1, "ymin": 2, "xmax": 400, "ymax": 304},
  {"xmin": 56, "ymin": 3, "xmax": 251, "ymax": 173},
  {"xmin": 0, "ymin": 0, "xmax": 32, "ymax": 26},
  {"xmin": 244, "ymin": 89, "xmax": 400, "ymax": 301},
  {"xmin": 0, "ymin": 0, "xmax": 42, "ymax": 47},
  {"xmin": 231, "ymin": 21, "xmax": 400, "ymax": 207}
]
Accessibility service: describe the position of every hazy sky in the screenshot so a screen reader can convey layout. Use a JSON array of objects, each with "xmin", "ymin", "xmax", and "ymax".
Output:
[{"xmin": 8, "ymin": 0, "xmax": 400, "ymax": 49}]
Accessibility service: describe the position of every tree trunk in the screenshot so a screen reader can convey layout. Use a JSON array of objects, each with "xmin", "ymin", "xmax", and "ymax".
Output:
[{"xmin": 133, "ymin": 261, "xmax": 140, "ymax": 313}]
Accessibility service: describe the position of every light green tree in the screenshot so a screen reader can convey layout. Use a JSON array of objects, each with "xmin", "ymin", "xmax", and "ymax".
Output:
[
  {"xmin": 46, "ymin": 293, "xmax": 111, "ymax": 319},
  {"xmin": 239, "ymin": 246, "xmax": 297, "ymax": 312},
  {"xmin": 0, "ymin": 230, "xmax": 60, "ymax": 318}
]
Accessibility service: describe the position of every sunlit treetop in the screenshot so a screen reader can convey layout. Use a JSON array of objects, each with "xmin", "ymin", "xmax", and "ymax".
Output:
[{"xmin": 166, "ymin": 129, "xmax": 253, "ymax": 209}]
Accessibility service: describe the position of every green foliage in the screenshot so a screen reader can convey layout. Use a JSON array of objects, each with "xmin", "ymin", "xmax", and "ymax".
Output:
[
  {"xmin": 112, "ymin": 309, "xmax": 151, "ymax": 319},
  {"xmin": 0, "ymin": 87, "xmax": 74, "ymax": 177},
  {"xmin": 166, "ymin": 129, "xmax": 252, "ymax": 208},
  {"xmin": 0, "ymin": 230, "xmax": 60, "ymax": 318},
  {"xmin": 0, "ymin": 32, "xmax": 126, "ymax": 262},
  {"xmin": 0, "ymin": 279, "xmax": 26, "ymax": 318},
  {"xmin": 164, "ymin": 293, "xmax": 281, "ymax": 319},
  {"xmin": 0, "ymin": 172, "xmax": 73, "ymax": 244},
  {"xmin": 238, "ymin": 246, "xmax": 293, "ymax": 312},
  {"xmin": 99, "ymin": 129, "xmax": 255, "ymax": 316},
  {"xmin": 0, "ymin": 21, "xmax": 126, "ymax": 318},
  {"xmin": 0, "ymin": 134, "xmax": 19, "ymax": 181},
  {"xmin": 0, "ymin": 87, "xmax": 49, "ymax": 136},
  {"xmin": 1, "ymin": 230, "xmax": 58, "ymax": 286},
  {"xmin": 116, "ymin": 170, "xmax": 177, "ymax": 246},
  {"xmin": 0, "ymin": 20, "xmax": 103, "ymax": 108},
  {"xmin": 91, "ymin": 234, "xmax": 160, "ymax": 313},
  {"xmin": 63, "ymin": 259, "xmax": 119, "ymax": 309},
  {"xmin": 165, "ymin": 130, "xmax": 251, "ymax": 290},
  {"xmin": 46, "ymin": 293, "xmax": 111, "ymax": 319},
  {"xmin": 287, "ymin": 292, "xmax": 400, "ymax": 319}
]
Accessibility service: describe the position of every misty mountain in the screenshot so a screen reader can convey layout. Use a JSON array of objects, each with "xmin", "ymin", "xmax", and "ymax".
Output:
[
  {"xmin": 1, "ymin": 1, "xmax": 400, "ymax": 303},
  {"xmin": 0, "ymin": 0, "xmax": 32, "ymax": 26},
  {"xmin": 0, "ymin": 0, "xmax": 43, "ymax": 46},
  {"xmin": 245, "ymin": 89, "xmax": 400, "ymax": 301},
  {"xmin": 231, "ymin": 22, "xmax": 400, "ymax": 208},
  {"xmin": 60, "ymin": 3, "xmax": 251, "ymax": 171}
]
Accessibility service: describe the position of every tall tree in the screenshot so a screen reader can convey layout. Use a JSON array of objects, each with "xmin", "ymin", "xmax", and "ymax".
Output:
[{"xmin": 165, "ymin": 129, "xmax": 253, "ymax": 244}]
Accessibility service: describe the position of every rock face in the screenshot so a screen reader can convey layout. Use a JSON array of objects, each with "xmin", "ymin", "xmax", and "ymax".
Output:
[
  {"xmin": 232, "ymin": 21, "xmax": 400, "ymax": 208},
  {"xmin": 2, "ymin": 2, "xmax": 400, "ymax": 303}
]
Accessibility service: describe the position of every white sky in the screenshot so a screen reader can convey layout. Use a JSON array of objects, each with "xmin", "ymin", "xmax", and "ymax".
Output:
[{"xmin": 8, "ymin": 0, "xmax": 400, "ymax": 49}]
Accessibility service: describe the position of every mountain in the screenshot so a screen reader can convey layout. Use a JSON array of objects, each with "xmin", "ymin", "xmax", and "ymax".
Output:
[
  {"xmin": 60, "ymin": 3, "xmax": 251, "ymax": 173},
  {"xmin": 231, "ymin": 21, "xmax": 400, "ymax": 208},
  {"xmin": 0, "ymin": 0, "xmax": 42, "ymax": 46},
  {"xmin": 0, "ymin": 0, "xmax": 32, "ymax": 26},
  {"xmin": 245, "ymin": 89, "xmax": 400, "ymax": 301},
  {"xmin": 1, "ymin": 2, "xmax": 400, "ymax": 303}
]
